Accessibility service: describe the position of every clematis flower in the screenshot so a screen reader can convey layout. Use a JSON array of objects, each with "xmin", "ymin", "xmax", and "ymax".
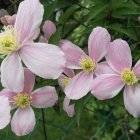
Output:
[
  {"xmin": 91, "ymin": 39, "xmax": 140, "ymax": 117},
  {"xmin": 1, "ymin": 68, "xmax": 58, "ymax": 136},
  {"xmin": 60, "ymin": 27, "xmax": 111, "ymax": 100},
  {"xmin": 39, "ymin": 20, "xmax": 56, "ymax": 43},
  {"xmin": 0, "ymin": 0, "xmax": 66, "ymax": 92},
  {"xmin": 0, "ymin": 96, "xmax": 11, "ymax": 129},
  {"xmin": 58, "ymin": 67, "xmax": 75, "ymax": 117}
]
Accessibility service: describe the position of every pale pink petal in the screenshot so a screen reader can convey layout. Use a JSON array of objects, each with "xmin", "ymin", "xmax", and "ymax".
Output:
[
  {"xmin": 14, "ymin": 0, "xmax": 44, "ymax": 43},
  {"xmin": 60, "ymin": 41, "xmax": 86, "ymax": 69},
  {"xmin": 0, "ymin": 96, "xmax": 11, "ymax": 129},
  {"xmin": 1, "ymin": 14, "xmax": 16, "ymax": 26},
  {"xmin": 133, "ymin": 60, "xmax": 140, "ymax": 78},
  {"xmin": 124, "ymin": 84, "xmax": 140, "ymax": 117},
  {"xmin": 0, "ymin": 89, "xmax": 17, "ymax": 109},
  {"xmin": 95, "ymin": 61, "xmax": 116, "ymax": 76},
  {"xmin": 43, "ymin": 20, "xmax": 56, "ymax": 41},
  {"xmin": 1, "ymin": 52, "xmax": 24, "ymax": 92},
  {"xmin": 11, "ymin": 106, "xmax": 35, "ymax": 136},
  {"xmin": 91, "ymin": 74, "xmax": 124, "ymax": 100},
  {"xmin": 58, "ymin": 74, "xmax": 67, "ymax": 90},
  {"xmin": 106, "ymin": 39, "xmax": 132, "ymax": 73},
  {"xmin": 19, "ymin": 43, "xmax": 66, "ymax": 79},
  {"xmin": 63, "ymin": 67, "xmax": 75, "ymax": 78},
  {"xmin": 65, "ymin": 71, "xmax": 93, "ymax": 100},
  {"xmin": 23, "ymin": 68, "xmax": 35, "ymax": 93},
  {"xmin": 88, "ymin": 27, "xmax": 111, "ymax": 62},
  {"xmin": 63, "ymin": 96, "xmax": 75, "ymax": 117},
  {"xmin": 31, "ymin": 86, "xmax": 58, "ymax": 108}
]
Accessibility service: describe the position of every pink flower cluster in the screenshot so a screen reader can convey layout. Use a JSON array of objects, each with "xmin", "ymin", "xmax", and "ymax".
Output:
[{"xmin": 0, "ymin": 0, "xmax": 140, "ymax": 137}]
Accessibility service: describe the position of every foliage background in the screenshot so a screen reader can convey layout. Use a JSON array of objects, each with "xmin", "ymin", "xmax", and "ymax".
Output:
[{"xmin": 1, "ymin": 0, "xmax": 140, "ymax": 139}]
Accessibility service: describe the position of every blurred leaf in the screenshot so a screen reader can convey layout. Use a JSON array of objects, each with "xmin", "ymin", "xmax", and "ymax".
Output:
[
  {"xmin": 107, "ymin": 23, "xmax": 137, "ymax": 41},
  {"xmin": 59, "ymin": 5, "xmax": 80, "ymax": 23}
]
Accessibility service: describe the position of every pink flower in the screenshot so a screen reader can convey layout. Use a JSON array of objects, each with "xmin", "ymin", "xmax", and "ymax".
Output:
[
  {"xmin": 0, "ymin": 96, "xmax": 11, "ymax": 129},
  {"xmin": 60, "ymin": 27, "xmax": 111, "ymax": 100},
  {"xmin": 58, "ymin": 67, "xmax": 75, "ymax": 117},
  {"xmin": 0, "ymin": 0, "xmax": 66, "ymax": 92},
  {"xmin": 91, "ymin": 39, "xmax": 140, "ymax": 117},
  {"xmin": 1, "ymin": 68, "xmax": 58, "ymax": 136},
  {"xmin": 40, "ymin": 20, "xmax": 56, "ymax": 43}
]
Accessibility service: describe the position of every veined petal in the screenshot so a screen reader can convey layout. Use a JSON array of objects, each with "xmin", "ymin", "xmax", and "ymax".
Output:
[
  {"xmin": 63, "ymin": 96, "xmax": 75, "ymax": 117},
  {"xmin": 19, "ymin": 43, "xmax": 66, "ymax": 79},
  {"xmin": 1, "ymin": 52, "xmax": 24, "ymax": 92},
  {"xmin": 31, "ymin": 86, "xmax": 58, "ymax": 108},
  {"xmin": 95, "ymin": 61, "xmax": 116, "ymax": 76},
  {"xmin": 60, "ymin": 41, "xmax": 86, "ymax": 69},
  {"xmin": 63, "ymin": 67, "xmax": 75, "ymax": 78},
  {"xmin": 0, "ymin": 96, "xmax": 11, "ymax": 129},
  {"xmin": 124, "ymin": 84, "xmax": 140, "ymax": 117},
  {"xmin": 65, "ymin": 71, "xmax": 93, "ymax": 100},
  {"xmin": 0, "ymin": 89, "xmax": 17, "ymax": 109},
  {"xmin": 91, "ymin": 74, "xmax": 124, "ymax": 100},
  {"xmin": 106, "ymin": 39, "xmax": 132, "ymax": 74},
  {"xmin": 23, "ymin": 68, "xmax": 35, "ymax": 93},
  {"xmin": 88, "ymin": 27, "xmax": 111, "ymax": 62},
  {"xmin": 11, "ymin": 106, "xmax": 35, "ymax": 136},
  {"xmin": 133, "ymin": 60, "xmax": 140, "ymax": 78},
  {"xmin": 14, "ymin": 0, "xmax": 44, "ymax": 43},
  {"xmin": 43, "ymin": 20, "xmax": 56, "ymax": 41}
]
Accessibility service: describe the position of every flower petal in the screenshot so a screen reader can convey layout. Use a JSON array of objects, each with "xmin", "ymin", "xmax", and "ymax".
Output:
[
  {"xmin": 31, "ymin": 86, "xmax": 58, "ymax": 108},
  {"xmin": 1, "ymin": 52, "xmax": 24, "ymax": 92},
  {"xmin": 95, "ymin": 61, "xmax": 116, "ymax": 76},
  {"xmin": 11, "ymin": 106, "xmax": 35, "ymax": 136},
  {"xmin": 19, "ymin": 43, "xmax": 66, "ymax": 79},
  {"xmin": 14, "ymin": 0, "xmax": 44, "ymax": 43},
  {"xmin": 23, "ymin": 68, "xmax": 35, "ymax": 93},
  {"xmin": 0, "ymin": 89, "xmax": 17, "ymax": 109},
  {"xmin": 0, "ymin": 96, "xmax": 11, "ymax": 129},
  {"xmin": 88, "ymin": 27, "xmax": 111, "ymax": 62},
  {"xmin": 43, "ymin": 20, "xmax": 56, "ymax": 41},
  {"xmin": 1, "ymin": 14, "xmax": 16, "ymax": 26},
  {"xmin": 124, "ymin": 84, "xmax": 140, "ymax": 117},
  {"xmin": 65, "ymin": 71, "xmax": 93, "ymax": 100},
  {"xmin": 133, "ymin": 60, "xmax": 140, "ymax": 78},
  {"xmin": 63, "ymin": 67, "xmax": 75, "ymax": 78},
  {"xmin": 106, "ymin": 39, "xmax": 132, "ymax": 73},
  {"xmin": 63, "ymin": 96, "xmax": 75, "ymax": 117},
  {"xmin": 91, "ymin": 74, "xmax": 124, "ymax": 100},
  {"xmin": 60, "ymin": 41, "xmax": 86, "ymax": 69}
]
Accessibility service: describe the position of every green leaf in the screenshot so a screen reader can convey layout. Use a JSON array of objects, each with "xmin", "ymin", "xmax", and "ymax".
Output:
[
  {"xmin": 59, "ymin": 5, "xmax": 79, "ymax": 23},
  {"xmin": 86, "ymin": 4, "xmax": 108, "ymax": 23}
]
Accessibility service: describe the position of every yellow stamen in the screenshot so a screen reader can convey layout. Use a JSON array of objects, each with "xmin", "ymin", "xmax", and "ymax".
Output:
[
  {"xmin": 80, "ymin": 56, "xmax": 95, "ymax": 71},
  {"xmin": 121, "ymin": 68, "xmax": 137, "ymax": 85},
  {"xmin": 62, "ymin": 76, "xmax": 70, "ymax": 87},
  {"xmin": 13, "ymin": 93, "xmax": 32, "ymax": 108},
  {"xmin": 0, "ymin": 26, "xmax": 18, "ymax": 54}
]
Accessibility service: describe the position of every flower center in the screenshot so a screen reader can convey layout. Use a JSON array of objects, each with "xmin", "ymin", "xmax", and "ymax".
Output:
[
  {"xmin": 121, "ymin": 68, "xmax": 137, "ymax": 85},
  {"xmin": 80, "ymin": 56, "xmax": 95, "ymax": 71},
  {"xmin": 0, "ymin": 26, "xmax": 18, "ymax": 55},
  {"xmin": 13, "ymin": 93, "xmax": 32, "ymax": 108},
  {"xmin": 62, "ymin": 76, "xmax": 70, "ymax": 87}
]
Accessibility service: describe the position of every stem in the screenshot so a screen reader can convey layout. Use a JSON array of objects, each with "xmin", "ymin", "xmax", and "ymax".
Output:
[{"xmin": 42, "ymin": 109, "xmax": 47, "ymax": 140}]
